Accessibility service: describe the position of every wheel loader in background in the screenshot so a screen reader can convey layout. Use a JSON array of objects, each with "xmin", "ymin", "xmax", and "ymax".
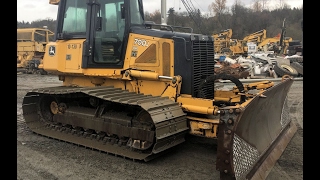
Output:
[
  {"xmin": 22, "ymin": 0, "xmax": 297, "ymax": 179},
  {"xmin": 17, "ymin": 28, "xmax": 54, "ymax": 74}
]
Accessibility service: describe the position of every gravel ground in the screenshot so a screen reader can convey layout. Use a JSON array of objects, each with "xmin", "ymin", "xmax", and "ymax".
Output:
[{"xmin": 17, "ymin": 74, "xmax": 303, "ymax": 180}]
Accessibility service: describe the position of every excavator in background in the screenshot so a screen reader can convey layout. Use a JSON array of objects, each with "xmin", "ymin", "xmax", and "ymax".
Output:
[
  {"xmin": 17, "ymin": 28, "xmax": 54, "ymax": 74},
  {"xmin": 22, "ymin": 0, "xmax": 297, "ymax": 179},
  {"xmin": 256, "ymin": 33, "xmax": 281, "ymax": 52},
  {"xmin": 228, "ymin": 38, "xmax": 247, "ymax": 57},
  {"xmin": 212, "ymin": 29, "xmax": 248, "ymax": 57},
  {"xmin": 212, "ymin": 29, "xmax": 233, "ymax": 54},
  {"xmin": 212, "ymin": 29, "xmax": 266, "ymax": 57},
  {"xmin": 277, "ymin": 18, "xmax": 302, "ymax": 56},
  {"xmin": 247, "ymin": 19, "xmax": 302, "ymax": 56},
  {"xmin": 237, "ymin": 29, "xmax": 267, "ymax": 55},
  {"xmin": 242, "ymin": 29, "xmax": 267, "ymax": 44},
  {"xmin": 212, "ymin": 29, "xmax": 233, "ymax": 39}
]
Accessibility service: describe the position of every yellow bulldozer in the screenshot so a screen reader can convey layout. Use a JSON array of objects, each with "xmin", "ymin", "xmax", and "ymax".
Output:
[
  {"xmin": 22, "ymin": 0, "xmax": 297, "ymax": 179},
  {"xmin": 17, "ymin": 27, "xmax": 54, "ymax": 74}
]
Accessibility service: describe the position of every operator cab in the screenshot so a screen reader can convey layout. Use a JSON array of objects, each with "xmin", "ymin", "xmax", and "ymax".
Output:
[{"xmin": 55, "ymin": 0, "xmax": 144, "ymax": 68}]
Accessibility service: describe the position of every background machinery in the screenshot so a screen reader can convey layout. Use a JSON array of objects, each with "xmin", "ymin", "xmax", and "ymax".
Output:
[
  {"xmin": 22, "ymin": 0, "xmax": 297, "ymax": 179},
  {"xmin": 17, "ymin": 27, "xmax": 54, "ymax": 74},
  {"xmin": 247, "ymin": 20, "xmax": 302, "ymax": 56},
  {"xmin": 278, "ymin": 19, "xmax": 303, "ymax": 56},
  {"xmin": 237, "ymin": 29, "xmax": 267, "ymax": 56},
  {"xmin": 212, "ymin": 29, "xmax": 248, "ymax": 57},
  {"xmin": 256, "ymin": 33, "xmax": 281, "ymax": 52},
  {"xmin": 242, "ymin": 29, "xmax": 267, "ymax": 45},
  {"xmin": 212, "ymin": 29, "xmax": 233, "ymax": 54}
]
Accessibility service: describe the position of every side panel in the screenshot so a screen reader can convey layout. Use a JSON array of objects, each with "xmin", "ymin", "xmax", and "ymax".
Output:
[
  {"xmin": 125, "ymin": 33, "xmax": 174, "ymax": 77},
  {"xmin": 44, "ymin": 33, "xmax": 175, "ymax": 77},
  {"xmin": 17, "ymin": 42, "xmax": 36, "ymax": 52},
  {"xmin": 65, "ymin": 43, "xmax": 82, "ymax": 71},
  {"xmin": 43, "ymin": 40, "xmax": 85, "ymax": 74}
]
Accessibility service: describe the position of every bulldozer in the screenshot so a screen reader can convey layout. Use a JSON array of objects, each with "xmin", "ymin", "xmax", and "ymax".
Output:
[
  {"xmin": 22, "ymin": 0, "xmax": 297, "ymax": 179},
  {"xmin": 17, "ymin": 27, "xmax": 54, "ymax": 74}
]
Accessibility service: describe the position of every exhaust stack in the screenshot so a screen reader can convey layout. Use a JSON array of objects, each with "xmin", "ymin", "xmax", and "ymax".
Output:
[{"xmin": 161, "ymin": 0, "xmax": 167, "ymax": 25}]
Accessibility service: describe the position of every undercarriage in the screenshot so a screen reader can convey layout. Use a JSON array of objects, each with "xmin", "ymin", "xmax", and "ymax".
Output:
[{"xmin": 23, "ymin": 86, "xmax": 188, "ymax": 161}]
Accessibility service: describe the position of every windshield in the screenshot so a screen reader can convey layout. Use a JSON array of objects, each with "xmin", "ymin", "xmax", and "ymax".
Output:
[
  {"xmin": 17, "ymin": 32, "xmax": 32, "ymax": 41},
  {"xmin": 62, "ymin": 0, "xmax": 87, "ymax": 34},
  {"xmin": 34, "ymin": 30, "xmax": 48, "ymax": 42},
  {"xmin": 93, "ymin": 0, "xmax": 125, "ymax": 63},
  {"xmin": 93, "ymin": 0, "xmax": 144, "ymax": 64},
  {"xmin": 130, "ymin": 0, "xmax": 144, "ymax": 25},
  {"xmin": 59, "ymin": 0, "xmax": 144, "ymax": 66}
]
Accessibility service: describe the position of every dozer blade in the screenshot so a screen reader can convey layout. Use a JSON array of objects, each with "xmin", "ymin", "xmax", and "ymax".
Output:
[{"xmin": 216, "ymin": 78, "xmax": 297, "ymax": 180}]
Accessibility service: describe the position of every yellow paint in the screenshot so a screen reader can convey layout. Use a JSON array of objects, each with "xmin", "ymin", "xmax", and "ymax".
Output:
[
  {"xmin": 125, "ymin": 33, "xmax": 175, "ymax": 76},
  {"xmin": 177, "ymin": 96, "xmax": 220, "ymax": 115},
  {"xmin": 17, "ymin": 28, "xmax": 54, "ymax": 69},
  {"xmin": 189, "ymin": 120, "xmax": 219, "ymax": 138},
  {"xmin": 65, "ymin": 43, "xmax": 82, "ymax": 71},
  {"xmin": 128, "ymin": 70, "xmax": 159, "ymax": 80}
]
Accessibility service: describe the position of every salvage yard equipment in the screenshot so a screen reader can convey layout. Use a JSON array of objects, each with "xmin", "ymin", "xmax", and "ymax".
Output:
[
  {"xmin": 212, "ymin": 29, "xmax": 233, "ymax": 53},
  {"xmin": 22, "ymin": 0, "xmax": 297, "ymax": 179},
  {"xmin": 17, "ymin": 28, "xmax": 54, "ymax": 74}
]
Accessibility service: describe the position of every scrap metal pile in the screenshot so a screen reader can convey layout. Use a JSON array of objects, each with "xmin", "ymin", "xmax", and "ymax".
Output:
[{"xmin": 215, "ymin": 53, "xmax": 303, "ymax": 79}]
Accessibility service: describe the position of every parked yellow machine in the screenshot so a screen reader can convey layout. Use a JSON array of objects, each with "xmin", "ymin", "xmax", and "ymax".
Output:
[
  {"xmin": 17, "ymin": 28, "xmax": 54, "ymax": 74},
  {"xmin": 228, "ymin": 38, "xmax": 248, "ymax": 56},
  {"xmin": 212, "ymin": 29, "xmax": 233, "ymax": 54},
  {"xmin": 212, "ymin": 29, "xmax": 253, "ymax": 57},
  {"xmin": 256, "ymin": 34, "xmax": 281, "ymax": 51},
  {"xmin": 22, "ymin": 0, "xmax": 297, "ymax": 179},
  {"xmin": 243, "ymin": 29, "xmax": 267, "ymax": 44}
]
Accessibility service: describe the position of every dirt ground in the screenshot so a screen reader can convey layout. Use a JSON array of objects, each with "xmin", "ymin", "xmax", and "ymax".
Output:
[{"xmin": 17, "ymin": 74, "xmax": 303, "ymax": 180}]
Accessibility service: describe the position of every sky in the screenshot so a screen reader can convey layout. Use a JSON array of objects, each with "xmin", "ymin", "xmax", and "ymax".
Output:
[{"xmin": 17, "ymin": 0, "xmax": 303, "ymax": 23}]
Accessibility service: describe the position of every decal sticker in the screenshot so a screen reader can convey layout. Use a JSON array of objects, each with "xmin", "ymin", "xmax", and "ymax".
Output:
[
  {"xmin": 134, "ymin": 38, "xmax": 149, "ymax": 47},
  {"xmin": 131, "ymin": 51, "xmax": 137, "ymax": 57},
  {"xmin": 66, "ymin": 54, "xmax": 71, "ymax": 60},
  {"xmin": 48, "ymin": 46, "xmax": 56, "ymax": 56},
  {"xmin": 67, "ymin": 44, "xmax": 78, "ymax": 49}
]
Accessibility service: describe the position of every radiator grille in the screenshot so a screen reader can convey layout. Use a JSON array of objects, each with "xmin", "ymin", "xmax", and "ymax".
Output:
[{"xmin": 192, "ymin": 40, "xmax": 215, "ymax": 99}]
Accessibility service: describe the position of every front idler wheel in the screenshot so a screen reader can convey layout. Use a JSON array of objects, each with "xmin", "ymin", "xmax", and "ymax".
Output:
[
  {"xmin": 128, "ymin": 110, "xmax": 155, "ymax": 150},
  {"xmin": 38, "ymin": 96, "xmax": 57, "ymax": 122}
]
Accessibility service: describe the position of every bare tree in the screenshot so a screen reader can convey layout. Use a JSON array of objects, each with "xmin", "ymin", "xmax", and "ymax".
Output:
[
  {"xmin": 274, "ymin": 0, "xmax": 289, "ymax": 9},
  {"xmin": 252, "ymin": 0, "xmax": 263, "ymax": 12},
  {"xmin": 208, "ymin": 0, "xmax": 227, "ymax": 16},
  {"xmin": 234, "ymin": 0, "xmax": 242, "ymax": 6},
  {"xmin": 260, "ymin": 0, "xmax": 270, "ymax": 10}
]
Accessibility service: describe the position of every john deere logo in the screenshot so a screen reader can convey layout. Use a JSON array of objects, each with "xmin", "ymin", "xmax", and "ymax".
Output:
[{"xmin": 48, "ymin": 46, "xmax": 56, "ymax": 56}]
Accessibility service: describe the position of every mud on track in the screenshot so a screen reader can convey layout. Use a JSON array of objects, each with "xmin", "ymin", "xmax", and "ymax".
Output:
[{"xmin": 17, "ymin": 74, "xmax": 303, "ymax": 180}]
